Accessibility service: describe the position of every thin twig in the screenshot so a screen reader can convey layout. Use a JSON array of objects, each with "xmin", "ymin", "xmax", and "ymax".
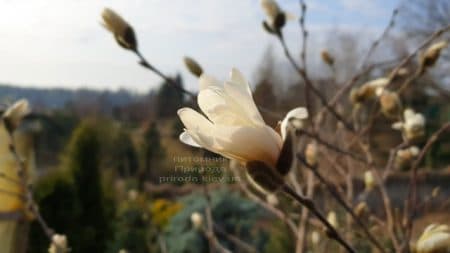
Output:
[
  {"xmin": 282, "ymin": 185, "xmax": 357, "ymax": 253},
  {"xmin": 296, "ymin": 155, "xmax": 387, "ymax": 253},
  {"xmin": 277, "ymin": 35, "xmax": 354, "ymax": 132}
]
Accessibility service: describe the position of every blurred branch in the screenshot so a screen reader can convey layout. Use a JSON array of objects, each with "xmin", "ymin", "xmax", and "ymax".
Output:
[
  {"xmin": 134, "ymin": 50, "xmax": 197, "ymax": 99},
  {"xmin": 296, "ymin": 155, "xmax": 386, "ymax": 253},
  {"xmin": 277, "ymin": 35, "xmax": 354, "ymax": 132},
  {"xmin": 404, "ymin": 122, "xmax": 450, "ymax": 246},
  {"xmin": 282, "ymin": 185, "xmax": 357, "ymax": 253},
  {"xmin": 360, "ymin": 8, "xmax": 399, "ymax": 69}
]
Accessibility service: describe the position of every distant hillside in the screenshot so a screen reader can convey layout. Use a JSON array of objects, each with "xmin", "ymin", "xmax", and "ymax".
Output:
[{"xmin": 0, "ymin": 84, "xmax": 142, "ymax": 109}]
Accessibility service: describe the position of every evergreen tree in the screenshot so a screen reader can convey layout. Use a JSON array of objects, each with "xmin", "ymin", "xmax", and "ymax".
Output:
[
  {"xmin": 141, "ymin": 122, "xmax": 165, "ymax": 184},
  {"xmin": 65, "ymin": 122, "xmax": 111, "ymax": 253},
  {"xmin": 156, "ymin": 74, "xmax": 184, "ymax": 118}
]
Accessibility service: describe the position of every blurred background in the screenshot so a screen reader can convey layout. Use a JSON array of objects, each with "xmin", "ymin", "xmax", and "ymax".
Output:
[{"xmin": 0, "ymin": 0, "xmax": 449, "ymax": 252}]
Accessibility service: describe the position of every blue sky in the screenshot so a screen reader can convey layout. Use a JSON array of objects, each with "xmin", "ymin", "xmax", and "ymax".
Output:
[{"xmin": 0, "ymin": 0, "xmax": 401, "ymax": 93}]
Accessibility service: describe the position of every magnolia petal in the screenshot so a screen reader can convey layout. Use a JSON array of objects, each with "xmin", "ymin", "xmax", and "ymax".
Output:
[
  {"xmin": 199, "ymin": 74, "xmax": 221, "ymax": 91},
  {"xmin": 213, "ymin": 125, "xmax": 281, "ymax": 167},
  {"xmin": 392, "ymin": 122, "xmax": 404, "ymax": 130},
  {"xmin": 177, "ymin": 108, "xmax": 215, "ymax": 136},
  {"xmin": 197, "ymin": 88, "xmax": 250, "ymax": 126},
  {"xmin": 224, "ymin": 69, "xmax": 265, "ymax": 126},
  {"xmin": 179, "ymin": 131, "xmax": 202, "ymax": 148},
  {"xmin": 280, "ymin": 107, "xmax": 308, "ymax": 140}
]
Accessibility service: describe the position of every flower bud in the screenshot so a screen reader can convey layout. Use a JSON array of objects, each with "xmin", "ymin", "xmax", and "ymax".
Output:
[
  {"xmin": 190, "ymin": 212, "xmax": 203, "ymax": 229},
  {"xmin": 431, "ymin": 187, "xmax": 440, "ymax": 198},
  {"xmin": 364, "ymin": 171, "xmax": 375, "ymax": 191},
  {"xmin": 395, "ymin": 146, "xmax": 420, "ymax": 170},
  {"xmin": 305, "ymin": 142, "xmax": 318, "ymax": 166},
  {"xmin": 118, "ymin": 249, "xmax": 129, "ymax": 253},
  {"xmin": 101, "ymin": 8, "xmax": 137, "ymax": 51},
  {"xmin": 266, "ymin": 193, "xmax": 279, "ymax": 206},
  {"xmin": 419, "ymin": 41, "xmax": 448, "ymax": 73},
  {"xmin": 183, "ymin": 56, "xmax": 203, "ymax": 77},
  {"xmin": 311, "ymin": 230, "xmax": 320, "ymax": 246},
  {"xmin": 48, "ymin": 234, "xmax": 68, "ymax": 253},
  {"xmin": 327, "ymin": 211, "xmax": 338, "ymax": 228},
  {"xmin": 321, "ymin": 50, "xmax": 334, "ymax": 66},
  {"xmin": 127, "ymin": 189, "xmax": 138, "ymax": 201},
  {"xmin": 354, "ymin": 202, "xmax": 368, "ymax": 217},
  {"xmin": 377, "ymin": 89, "xmax": 401, "ymax": 118},
  {"xmin": 350, "ymin": 78, "xmax": 389, "ymax": 105},
  {"xmin": 3, "ymin": 99, "xmax": 30, "ymax": 133}
]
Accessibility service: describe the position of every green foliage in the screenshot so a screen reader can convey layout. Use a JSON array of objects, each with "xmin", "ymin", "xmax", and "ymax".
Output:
[
  {"xmin": 111, "ymin": 127, "xmax": 139, "ymax": 178},
  {"xmin": 140, "ymin": 122, "xmax": 165, "ymax": 183},
  {"xmin": 64, "ymin": 121, "xmax": 113, "ymax": 252},
  {"xmin": 263, "ymin": 221, "xmax": 295, "ymax": 253},
  {"xmin": 29, "ymin": 170, "xmax": 80, "ymax": 253},
  {"xmin": 164, "ymin": 189, "xmax": 268, "ymax": 253},
  {"xmin": 30, "ymin": 120, "xmax": 114, "ymax": 253},
  {"xmin": 108, "ymin": 196, "xmax": 151, "ymax": 253}
]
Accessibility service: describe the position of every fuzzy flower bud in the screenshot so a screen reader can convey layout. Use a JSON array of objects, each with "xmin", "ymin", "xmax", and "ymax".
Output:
[
  {"xmin": 327, "ymin": 211, "xmax": 338, "ymax": 228},
  {"xmin": 419, "ymin": 41, "xmax": 448, "ymax": 74},
  {"xmin": 190, "ymin": 212, "xmax": 203, "ymax": 229},
  {"xmin": 395, "ymin": 146, "xmax": 420, "ymax": 170},
  {"xmin": 354, "ymin": 202, "xmax": 368, "ymax": 217},
  {"xmin": 364, "ymin": 171, "xmax": 375, "ymax": 191},
  {"xmin": 127, "ymin": 189, "xmax": 138, "ymax": 201},
  {"xmin": 350, "ymin": 78, "xmax": 389, "ymax": 105},
  {"xmin": 414, "ymin": 224, "xmax": 450, "ymax": 253},
  {"xmin": 101, "ymin": 8, "xmax": 137, "ymax": 51},
  {"xmin": 393, "ymin": 109, "xmax": 426, "ymax": 141},
  {"xmin": 305, "ymin": 142, "xmax": 318, "ymax": 166},
  {"xmin": 311, "ymin": 230, "xmax": 321, "ymax": 246},
  {"xmin": 377, "ymin": 89, "xmax": 402, "ymax": 118},
  {"xmin": 2, "ymin": 99, "xmax": 30, "ymax": 133},
  {"xmin": 321, "ymin": 50, "xmax": 334, "ymax": 66},
  {"xmin": 266, "ymin": 193, "xmax": 279, "ymax": 206},
  {"xmin": 183, "ymin": 56, "xmax": 203, "ymax": 77},
  {"xmin": 48, "ymin": 234, "xmax": 68, "ymax": 253}
]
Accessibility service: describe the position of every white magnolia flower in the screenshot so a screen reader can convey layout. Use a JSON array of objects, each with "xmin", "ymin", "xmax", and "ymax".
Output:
[
  {"xmin": 392, "ymin": 109, "xmax": 426, "ymax": 141},
  {"xmin": 101, "ymin": 8, "xmax": 137, "ymax": 50},
  {"xmin": 190, "ymin": 212, "xmax": 203, "ymax": 229},
  {"xmin": 48, "ymin": 234, "xmax": 68, "ymax": 253},
  {"xmin": 415, "ymin": 224, "xmax": 450, "ymax": 253},
  {"xmin": 3, "ymin": 99, "xmax": 30, "ymax": 132},
  {"xmin": 178, "ymin": 68, "xmax": 307, "ymax": 168}
]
